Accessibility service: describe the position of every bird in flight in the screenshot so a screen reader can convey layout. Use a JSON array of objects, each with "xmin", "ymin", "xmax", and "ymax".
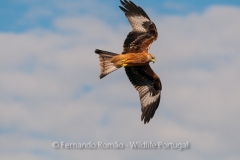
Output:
[{"xmin": 95, "ymin": 0, "xmax": 162, "ymax": 124}]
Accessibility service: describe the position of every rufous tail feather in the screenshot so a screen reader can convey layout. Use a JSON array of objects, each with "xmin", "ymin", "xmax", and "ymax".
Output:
[{"xmin": 95, "ymin": 49, "xmax": 121, "ymax": 79}]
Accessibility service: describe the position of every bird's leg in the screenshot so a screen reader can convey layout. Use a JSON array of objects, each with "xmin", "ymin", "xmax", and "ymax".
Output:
[{"xmin": 121, "ymin": 59, "xmax": 128, "ymax": 67}]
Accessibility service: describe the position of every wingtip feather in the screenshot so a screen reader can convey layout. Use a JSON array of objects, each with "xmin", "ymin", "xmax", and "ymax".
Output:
[
  {"xmin": 95, "ymin": 49, "xmax": 102, "ymax": 54},
  {"xmin": 119, "ymin": 6, "xmax": 128, "ymax": 12},
  {"xmin": 119, "ymin": 0, "xmax": 150, "ymax": 20}
]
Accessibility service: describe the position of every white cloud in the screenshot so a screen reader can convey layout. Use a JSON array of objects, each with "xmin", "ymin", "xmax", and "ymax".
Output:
[{"xmin": 0, "ymin": 4, "xmax": 240, "ymax": 160}]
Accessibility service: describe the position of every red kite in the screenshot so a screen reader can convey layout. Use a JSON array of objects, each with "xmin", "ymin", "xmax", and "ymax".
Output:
[{"xmin": 95, "ymin": 0, "xmax": 162, "ymax": 124}]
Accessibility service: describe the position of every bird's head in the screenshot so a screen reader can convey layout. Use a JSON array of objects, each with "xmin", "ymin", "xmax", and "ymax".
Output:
[{"xmin": 148, "ymin": 54, "xmax": 156, "ymax": 63}]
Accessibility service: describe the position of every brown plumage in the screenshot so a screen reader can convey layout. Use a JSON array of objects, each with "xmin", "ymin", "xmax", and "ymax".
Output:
[{"xmin": 95, "ymin": 0, "xmax": 162, "ymax": 124}]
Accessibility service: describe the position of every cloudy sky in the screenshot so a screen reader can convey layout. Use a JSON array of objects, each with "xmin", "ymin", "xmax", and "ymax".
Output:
[{"xmin": 1, "ymin": 0, "xmax": 240, "ymax": 159}]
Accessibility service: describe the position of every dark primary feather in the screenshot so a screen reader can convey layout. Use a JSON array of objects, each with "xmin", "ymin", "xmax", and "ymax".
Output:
[
  {"xmin": 120, "ymin": 0, "xmax": 150, "ymax": 20},
  {"xmin": 119, "ymin": 0, "xmax": 158, "ymax": 53},
  {"xmin": 125, "ymin": 64, "xmax": 162, "ymax": 124}
]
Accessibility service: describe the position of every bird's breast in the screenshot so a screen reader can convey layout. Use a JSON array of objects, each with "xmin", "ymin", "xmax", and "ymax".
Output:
[{"xmin": 121, "ymin": 52, "xmax": 150, "ymax": 67}]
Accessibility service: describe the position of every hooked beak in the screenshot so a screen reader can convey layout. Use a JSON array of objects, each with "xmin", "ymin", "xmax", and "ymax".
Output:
[{"xmin": 151, "ymin": 58, "xmax": 156, "ymax": 63}]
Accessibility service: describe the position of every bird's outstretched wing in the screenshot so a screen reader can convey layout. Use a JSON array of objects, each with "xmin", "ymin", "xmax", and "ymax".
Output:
[
  {"xmin": 119, "ymin": 0, "xmax": 158, "ymax": 53},
  {"xmin": 125, "ymin": 64, "xmax": 162, "ymax": 124}
]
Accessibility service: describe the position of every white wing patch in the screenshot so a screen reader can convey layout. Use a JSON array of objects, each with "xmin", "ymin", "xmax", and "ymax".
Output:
[
  {"xmin": 128, "ymin": 15, "xmax": 149, "ymax": 32},
  {"xmin": 135, "ymin": 85, "xmax": 160, "ymax": 109}
]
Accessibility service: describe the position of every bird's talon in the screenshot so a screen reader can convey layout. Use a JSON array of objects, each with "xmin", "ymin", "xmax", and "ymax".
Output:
[{"xmin": 122, "ymin": 63, "xmax": 128, "ymax": 67}]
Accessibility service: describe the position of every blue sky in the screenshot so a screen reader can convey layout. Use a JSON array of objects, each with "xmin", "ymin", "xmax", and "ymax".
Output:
[
  {"xmin": 1, "ymin": 0, "xmax": 240, "ymax": 160},
  {"xmin": 1, "ymin": 0, "xmax": 240, "ymax": 32}
]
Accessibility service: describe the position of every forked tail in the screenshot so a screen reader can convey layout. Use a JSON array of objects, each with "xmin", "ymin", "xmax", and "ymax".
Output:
[{"xmin": 95, "ymin": 49, "xmax": 121, "ymax": 79}]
